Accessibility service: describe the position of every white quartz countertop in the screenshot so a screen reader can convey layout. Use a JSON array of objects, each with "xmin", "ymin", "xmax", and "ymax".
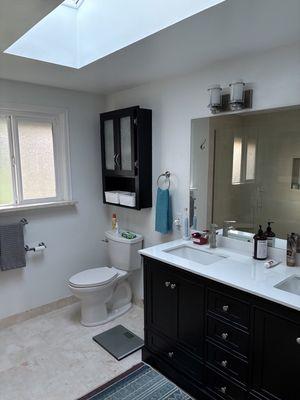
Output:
[{"xmin": 139, "ymin": 238, "xmax": 300, "ymax": 312}]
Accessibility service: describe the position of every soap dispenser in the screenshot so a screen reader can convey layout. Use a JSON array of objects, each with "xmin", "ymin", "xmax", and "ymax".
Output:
[
  {"xmin": 264, "ymin": 222, "xmax": 276, "ymax": 247},
  {"xmin": 253, "ymin": 225, "xmax": 268, "ymax": 260}
]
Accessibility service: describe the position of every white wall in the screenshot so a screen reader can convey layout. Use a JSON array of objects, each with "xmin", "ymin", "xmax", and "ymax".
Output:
[
  {"xmin": 0, "ymin": 79, "xmax": 107, "ymax": 320},
  {"xmin": 104, "ymin": 42, "xmax": 300, "ymax": 250},
  {"xmin": 1, "ymin": 42, "xmax": 300, "ymax": 318}
]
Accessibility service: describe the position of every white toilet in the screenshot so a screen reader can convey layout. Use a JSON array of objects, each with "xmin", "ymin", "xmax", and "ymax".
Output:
[{"xmin": 68, "ymin": 230, "xmax": 143, "ymax": 327}]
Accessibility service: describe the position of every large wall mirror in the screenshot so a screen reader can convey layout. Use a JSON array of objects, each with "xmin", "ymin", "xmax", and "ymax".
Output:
[{"xmin": 190, "ymin": 106, "xmax": 300, "ymax": 243}]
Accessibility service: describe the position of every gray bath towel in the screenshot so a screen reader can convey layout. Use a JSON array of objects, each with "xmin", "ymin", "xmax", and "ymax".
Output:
[{"xmin": 0, "ymin": 223, "xmax": 26, "ymax": 271}]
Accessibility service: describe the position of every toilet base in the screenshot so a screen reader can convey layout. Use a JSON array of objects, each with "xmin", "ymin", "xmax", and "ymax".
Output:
[{"xmin": 81, "ymin": 302, "xmax": 132, "ymax": 327}]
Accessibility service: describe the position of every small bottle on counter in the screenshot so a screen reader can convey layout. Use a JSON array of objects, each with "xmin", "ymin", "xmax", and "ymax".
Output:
[
  {"xmin": 253, "ymin": 225, "xmax": 268, "ymax": 260},
  {"xmin": 287, "ymin": 233, "xmax": 298, "ymax": 267},
  {"xmin": 264, "ymin": 221, "xmax": 276, "ymax": 247}
]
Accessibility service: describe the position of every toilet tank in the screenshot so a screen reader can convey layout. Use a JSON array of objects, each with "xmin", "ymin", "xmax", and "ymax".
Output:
[{"xmin": 105, "ymin": 230, "xmax": 143, "ymax": 271}]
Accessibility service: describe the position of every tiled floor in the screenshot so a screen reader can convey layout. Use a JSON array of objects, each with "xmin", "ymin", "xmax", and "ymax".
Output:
[{"xmin": 0, "ymin": 303, "xmax": 144, "ymax": 400}]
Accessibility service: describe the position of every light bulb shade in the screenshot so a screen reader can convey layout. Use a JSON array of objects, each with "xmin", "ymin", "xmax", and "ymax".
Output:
[
  {"xmin": 208, "ymin": 85, "xmax": 222, "ymax": 113},
  {"xmin": 208, "ymin": 85, "xmax": 222, "ymax": 106},
  {"xmin": 229, "ymin": 81, "xmax": 245, "ymax": 110}
]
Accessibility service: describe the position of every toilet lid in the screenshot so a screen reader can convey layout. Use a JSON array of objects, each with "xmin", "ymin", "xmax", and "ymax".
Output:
[{"xmin": 69, "ymin": 267, "xmax": 118, "ymax": 288}]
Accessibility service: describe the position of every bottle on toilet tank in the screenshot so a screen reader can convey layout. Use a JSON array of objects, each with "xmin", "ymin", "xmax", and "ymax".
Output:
[
  {"xmin": 253, "ymin": 225, "xmax": 268, "ymax": 260},
  {"xmin": 112, "ymin": 213, "xmax": 117, "ymax": 230}
]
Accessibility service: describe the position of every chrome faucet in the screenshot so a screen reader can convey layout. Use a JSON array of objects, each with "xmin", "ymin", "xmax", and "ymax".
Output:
[
  {"xmin": 223, "ymin": 221, "xmax": 236, "ymax": 237},
  {"xmin": 209, "ymin": 224, "xmax": 218, "ymax": 249}
]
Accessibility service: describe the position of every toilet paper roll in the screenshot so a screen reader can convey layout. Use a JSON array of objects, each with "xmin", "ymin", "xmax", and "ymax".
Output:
[{"xmin": 34, "ymin": 245, "xmax": 46, "ymax": 252}]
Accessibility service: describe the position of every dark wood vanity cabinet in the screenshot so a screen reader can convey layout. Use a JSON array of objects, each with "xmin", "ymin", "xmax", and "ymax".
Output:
[
  {"xmin": 142, "ymin": 257, "xmax": 300, "ymax": 400},
  {"xmin": 144, "ymin": 258, "xmax": 205, "ymax": 387},
  {"xmin": 252, "ymin": 309, "xmax": 300, "ymax": 400}
]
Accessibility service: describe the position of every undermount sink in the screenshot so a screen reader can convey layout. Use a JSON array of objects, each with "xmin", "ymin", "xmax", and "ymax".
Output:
[
  {"xmin": 275, "ymin": 275, "xmax": 300, "ymax": 296},
  {"xmin": 164, "ymin": 245, "xmax": 227, "ymax": 265}
]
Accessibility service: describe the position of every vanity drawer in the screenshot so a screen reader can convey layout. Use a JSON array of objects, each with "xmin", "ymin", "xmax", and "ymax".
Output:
[
  {"xmin": 207, "ymin": 289, "xmax": 250, "ymax": 330},
  {"xmin": 206, "ymin": 341, "xmax": 248, "ymax": 385},
  {"xmin": 207, "ymin": 316, "xmax": 249, "ymax": 358},
  {"xmin": 147, "ymin": 331, "xmax": 204, "ymax": 382},
  {"xmin": 206, "ymin": 367, "xmax": 247, "ymax": 400}
]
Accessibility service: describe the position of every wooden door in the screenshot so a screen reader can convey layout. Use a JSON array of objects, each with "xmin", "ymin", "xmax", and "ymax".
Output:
[{"xmin": 252, "ymin": 309, "xmax": 300, "ymax": 400}]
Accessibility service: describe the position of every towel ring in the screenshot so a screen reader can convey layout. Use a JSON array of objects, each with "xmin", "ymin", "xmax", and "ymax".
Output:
[{"xmin": 157, "ymin": 171, "xmax": 171, "ymax": 189}]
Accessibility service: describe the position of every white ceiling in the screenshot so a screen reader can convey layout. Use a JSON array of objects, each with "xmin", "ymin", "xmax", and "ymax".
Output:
[
  {"xmin": 5, "ymin": 0, "xmax": 225, "ymax": 68},
  {"xmin": 0, "ymin": 0, "xmax": 300, "ymax": 95}
]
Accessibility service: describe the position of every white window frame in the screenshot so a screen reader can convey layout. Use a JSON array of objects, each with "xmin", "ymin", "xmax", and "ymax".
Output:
[{"xmin": 0, "ymin": 104, "xmax": 72, "ymax": 209}]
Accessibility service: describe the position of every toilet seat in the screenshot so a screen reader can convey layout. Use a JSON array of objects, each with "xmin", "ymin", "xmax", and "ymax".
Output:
[{"xmin": 69, "ymin": 267, "xmax": 118, "ymax": 288}]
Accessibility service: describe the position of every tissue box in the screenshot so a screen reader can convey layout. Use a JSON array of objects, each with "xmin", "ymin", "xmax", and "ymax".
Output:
[
  {"xmin": 105, "ymin": 191, "xmax": 120, "ymax": 204},
  {"xmin": 119, "ymin": 192, "xmax": 136, "ymax": 207}
]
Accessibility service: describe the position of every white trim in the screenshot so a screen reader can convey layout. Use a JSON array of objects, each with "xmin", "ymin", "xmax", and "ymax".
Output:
[
  {"xmin": 0, "ymin": 102, "xmax": 69, "ymax": 116},
  {"xmin": 0, "ymin": 104, "xmax": 72, "ymax": 207},
  {"xmin": 0, "ymin": 201, "xmax": 77, "ymax": 214}
]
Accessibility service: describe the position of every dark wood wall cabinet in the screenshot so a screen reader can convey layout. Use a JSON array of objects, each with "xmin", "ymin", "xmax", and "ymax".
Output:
[
  {"xmin": 100, "ymin": 106, "xmax": 152, "ymax": 210},
  {"xmin": 143, "ymin": 257, "xmax": 300, "ymax": 400}
]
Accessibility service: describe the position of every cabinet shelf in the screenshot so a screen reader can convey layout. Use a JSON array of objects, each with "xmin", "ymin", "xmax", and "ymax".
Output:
[{"xmin": 100, "ymin": 106, "xmax": 152, "ymax": 210}]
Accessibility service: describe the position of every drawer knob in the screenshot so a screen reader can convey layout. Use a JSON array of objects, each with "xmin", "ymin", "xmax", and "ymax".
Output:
[
  {"xmin": 221, "ymin": 332, "xmax": 229, "ymax": 341},
  {"xmin": 296, "ymin": 337, "xmax": 300, "ymax": 345},
  {"xmin": 221, "ymin": 360, "xmax": 228, "ymax": 368},
  {"xmin": 222, "ymin": 305, "xmax": 229, "ymax": 312},
  {"xmin": 165, "ymin": 281, "xmax": 170, "ymax": 287},
  {"xmin": 168, "ymin": 351, "xmax": 174, "ymax": 358},
  {"xmin": 170, "ymin": 283, "xmax": 176, "ymax": 289},
  {"xmin": 220, "ymin": 386, "xmax": 227, "ymax": 394}
]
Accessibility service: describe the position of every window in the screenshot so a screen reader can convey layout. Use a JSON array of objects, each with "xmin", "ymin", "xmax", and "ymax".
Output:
[
  {"xmin": 232, "ymin": 135, "xmax": 256, "ymax": 185},
  {"xmin": 245, "ymin": 138, "xmax": 256, "ymax": 181},
  {"xmin": 232, "ymin": 137, "xmax": 242, "ymax": 185},
  {"xmin": 0, "ymin": 108, "xmax": 71, "ymax": 208}
]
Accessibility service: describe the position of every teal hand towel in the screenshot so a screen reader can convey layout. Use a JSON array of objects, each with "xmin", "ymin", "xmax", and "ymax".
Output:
[{"xmin": 155, "ymin": 188, "xmax": 173, "ymax": 234}]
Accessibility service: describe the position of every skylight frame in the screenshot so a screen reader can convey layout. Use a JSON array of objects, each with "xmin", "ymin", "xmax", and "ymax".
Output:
[
  {"xmin": 63, "ymin": 0, "xmax": 85, "ymax": 9},
  {"xmin": 5, "ymin": 0, "xmax": 225, "ymax": 69}
]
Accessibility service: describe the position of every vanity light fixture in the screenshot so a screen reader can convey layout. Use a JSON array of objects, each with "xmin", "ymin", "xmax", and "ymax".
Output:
[
  {"xmin": 229, "ymin": 81, "xmax": 246, "ymax": 111},
  {"xmin": 207, "ymin": 85, "xmax": 222, "ymax": 114},
  {"xmin": 207, "ymin": 81, "xmax": 252, "ymax": 114}
]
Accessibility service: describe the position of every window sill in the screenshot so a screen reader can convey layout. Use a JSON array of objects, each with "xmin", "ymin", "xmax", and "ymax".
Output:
[{"xmin": 0, "ymin": 200, "xmax": 77, "ymax": 214}]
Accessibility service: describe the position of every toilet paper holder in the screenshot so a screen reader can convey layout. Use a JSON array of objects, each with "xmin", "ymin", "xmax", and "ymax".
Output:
[{"xmin": 25, "ymin": 242, "xmax": 47, "ymax": 253}]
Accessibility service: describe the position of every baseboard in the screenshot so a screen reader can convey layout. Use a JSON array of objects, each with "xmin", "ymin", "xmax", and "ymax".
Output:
[
  {"xmin": 0, "ymin": 295, "xmax": 79, "ymax": 330},
  {"xmin": 132, "ymin": 296, "xmax": 144, "ymax": 308}
]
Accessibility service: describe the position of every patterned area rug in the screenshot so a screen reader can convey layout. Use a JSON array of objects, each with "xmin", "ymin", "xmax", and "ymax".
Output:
[{"xmin": 78, "ymin": 362, "xmax": 192, "ymax": 400}]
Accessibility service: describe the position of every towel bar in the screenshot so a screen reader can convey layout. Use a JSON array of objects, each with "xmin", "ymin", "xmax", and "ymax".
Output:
[{"xmin": 157, "ymin": 171, "xmax": 171, "ymax": 189}]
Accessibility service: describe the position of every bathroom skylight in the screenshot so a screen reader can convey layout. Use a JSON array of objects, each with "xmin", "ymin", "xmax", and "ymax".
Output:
[{"xmin": 5, "ymin": 0, "xmax": 225, "ymax": 69}]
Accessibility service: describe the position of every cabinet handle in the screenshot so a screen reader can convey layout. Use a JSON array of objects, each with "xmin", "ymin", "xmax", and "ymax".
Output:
[
  {"xmin": 165, "ymin": 281, "xmax": 170, "ymax": 287},
  {"xmin": 170, "ymin": 283, "xmax": 176, "ymax": 290},
  {"xmin": 221, "ymin": 360, "xmax": 228, "ymax": 368},
  {"xmin": 222, "ymin": 305, "xmax": 229, "ymax": 312},
  {"xmin": 221, "ymin": 332, "xmax": 229, "ymax": 341},
  {"xmin": 168, "ymin": 351, "xmax": 174, "ymax": 359},
  {"xmin": 296, "ymin": 337, "xmax": 300, "ymax": 345},
  {"xmin": 113, "ymin": 153, "xmax": 117, "ymax": 166},
  {"xmin": 220, "ymin": 386, "xmax": 227, "ymax": 394},
  {"xmin": 115, "ymin": 153, "xmax": 121, "ymax": 168}
]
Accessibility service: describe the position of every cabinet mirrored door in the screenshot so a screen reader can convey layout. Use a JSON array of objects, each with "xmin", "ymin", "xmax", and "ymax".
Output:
[
  {"xmin": 102, "ymin": 114, "xmax": 136, "ymax": 176},
  {"xmin": 119, "ymin": 116, "xmax": 133, "ymax": 172},
  {"xmin": 103, "ymin": 119, "xmax": 116, "ymax": 172}
]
